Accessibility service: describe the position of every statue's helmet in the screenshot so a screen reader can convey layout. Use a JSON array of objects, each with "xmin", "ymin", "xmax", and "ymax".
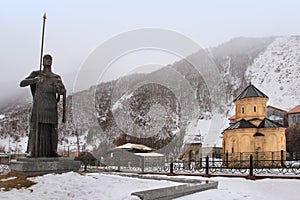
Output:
[
  {"xmin": 43, "ymin": 54, "xmax": 52, "ymax": 60},
  {"xmin": 43, "ymin": 54, "xmax": 53, "ymax": 68}
]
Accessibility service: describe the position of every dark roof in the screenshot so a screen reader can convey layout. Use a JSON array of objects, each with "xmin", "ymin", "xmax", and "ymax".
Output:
[
  {"xmin": 226, "ymin": 118, "xmax": 284, "ymax": 132},
  {"xmin": 267, "ymin": 105, "xmax": 287, "ymax": 113},
  {"xmin": 253, "ymin": 132, "xmax": 265, "ymax": 137},
  {"xmin": 226, "ymin": 119, "xmax": 257, "ymax": 130},
  {"xmin": 233, "ymin": 84, "xmax": 268, "ymax": 102},
  {"xmin": 257, "ymin": 118, "xmax": 283, "ymax": 128},
  {"xmin": 249, "ymin": 118, "xmax": 263, "ymax": 122}
]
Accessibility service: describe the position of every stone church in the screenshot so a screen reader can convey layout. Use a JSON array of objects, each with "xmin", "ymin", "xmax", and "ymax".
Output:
[{"xmin": 222, "ymin": 84, "xmax": 286, "ymax": 163}]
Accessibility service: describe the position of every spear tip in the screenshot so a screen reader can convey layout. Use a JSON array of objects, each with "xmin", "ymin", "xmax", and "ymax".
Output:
[{"xmin": 43, "ymin": 12, "xmax": 47, "ymax": 19}]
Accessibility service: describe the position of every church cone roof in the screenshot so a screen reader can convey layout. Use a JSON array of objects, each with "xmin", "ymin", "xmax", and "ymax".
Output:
[{"xmin": 233, "ymin": 84, "xmax": 268, "ymax": 102}]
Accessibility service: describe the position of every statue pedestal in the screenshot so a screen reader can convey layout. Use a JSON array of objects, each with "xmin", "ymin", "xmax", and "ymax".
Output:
[{"xmin": 9, "ymin": 157, "xmax": 81, "ymax": 176}]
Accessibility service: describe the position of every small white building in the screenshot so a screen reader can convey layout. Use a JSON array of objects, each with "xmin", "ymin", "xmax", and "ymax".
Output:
[{"xmin": 108, "ymin": 143, "xmax": 165, "ymax": 169}]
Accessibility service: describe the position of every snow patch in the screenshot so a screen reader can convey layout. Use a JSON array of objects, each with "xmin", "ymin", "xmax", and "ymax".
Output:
[
  {"xmin": 0, "ymin": 172, "xmax": 180, "ymax": 199},
  {"xmin": 111, "ymin": 92, "xmax": 133, "ymax": 111},
  {"xmin": 0, "ymin": 172, "xmax": 299, "ymax": 199},
  {"xmin": 0, "ymin": 114, "xmax": 5, "ymax": 120},
  {"xmin": 184, "ymin": 113, "xmax": 229, "ymax": 147}
]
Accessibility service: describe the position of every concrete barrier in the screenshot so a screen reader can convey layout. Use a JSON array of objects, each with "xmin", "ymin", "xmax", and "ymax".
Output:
[
  {"xmin": 9, "ymin": 157, "xmax": 81, "ymax": 175},
  {"xmin": 132, "ymin": 181, "xmax": 218, "ymax": 200},
  {"xmin": 108, "ymin": 172, "xmax": 218, "ymax": 200}
]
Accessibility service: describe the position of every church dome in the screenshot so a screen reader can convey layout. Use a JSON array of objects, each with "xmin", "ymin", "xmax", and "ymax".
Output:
[{"xmin": 233, "ymin": 84, "xmax": 268, "ymax": 102}]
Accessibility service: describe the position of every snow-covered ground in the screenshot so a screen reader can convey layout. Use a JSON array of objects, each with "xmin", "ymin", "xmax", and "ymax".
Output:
[
  {"xmin": 178, "ymin": 176, "xmax": 300, "ymax": 200},
  {"xmin": 0, "ymin": 172, "xmax": 180, "ymax": 200},
  {"xmin": 184, "ymin": 113, "xmax": 229, "ymax": 149},
  {"xmin": 0, "ymin": 172, "xmax": 299, "ymax": 200}
]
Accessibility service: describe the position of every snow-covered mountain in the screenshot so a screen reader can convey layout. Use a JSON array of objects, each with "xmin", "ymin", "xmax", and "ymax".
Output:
[
  {"xmin": 1, "ymin": 36, "xmax": 299, "ymax": 159},
  {"xmin": 246, "ymin": 36, "xmax": 300, "ymax": 110}
]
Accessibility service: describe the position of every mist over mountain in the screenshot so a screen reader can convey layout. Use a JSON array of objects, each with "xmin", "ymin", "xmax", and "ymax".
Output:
[{"xmin": 2, "ymin": 36, "xmax": 299, "ymax": 159}]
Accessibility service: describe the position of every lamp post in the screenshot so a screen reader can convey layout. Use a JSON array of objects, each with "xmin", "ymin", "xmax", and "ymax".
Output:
[
  {"xmin": 12, "ymin": 121, "xmax": 17, "ymax": 160},
  {"xmin": 8, "ymin": 130, "xmax": 11, "ymax": 163}
]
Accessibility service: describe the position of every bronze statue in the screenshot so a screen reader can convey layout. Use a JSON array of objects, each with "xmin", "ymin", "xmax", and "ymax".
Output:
[{"xmin": 20, "ymin": 54, "xmax": 66, "ymax": 157}]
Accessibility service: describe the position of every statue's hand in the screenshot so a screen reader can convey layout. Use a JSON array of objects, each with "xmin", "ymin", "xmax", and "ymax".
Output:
[
  {"xmin": 33, "ymin": 76, "xmax": 44, "ymax": 83},
  {"xmin": 55, "ymin": 82, "xmax": 66, "ymax": 95}
]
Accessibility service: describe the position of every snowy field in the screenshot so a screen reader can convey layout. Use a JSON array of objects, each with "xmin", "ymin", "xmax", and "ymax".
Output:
[
  {"xmin": 178, "ymin": 176, "xmax": 300, "ymax": 200},
  {"xmin": 0, "ymin": 172, "xmax": 300, "ymax": 200}
]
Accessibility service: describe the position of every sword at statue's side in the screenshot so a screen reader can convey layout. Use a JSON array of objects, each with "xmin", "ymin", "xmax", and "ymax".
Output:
[{"xmin": 35, "ymin": 12, "xmax": 47, "ymax": 156}]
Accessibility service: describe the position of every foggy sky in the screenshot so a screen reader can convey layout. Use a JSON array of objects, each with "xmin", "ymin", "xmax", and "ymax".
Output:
[{"xmin": 1, "ymin": 0, "xmax": 300, "ymax": 104}]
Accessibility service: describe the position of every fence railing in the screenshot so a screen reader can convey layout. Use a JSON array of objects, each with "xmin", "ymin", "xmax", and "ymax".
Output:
[
  {"xmin": 1, "ymin": 154, "xmax": 300, "ymax": 176},
  {"xmin": 103, "ymin": 155, "xmax": 300, "ymax": 176},
  {"xmin": 224, "ymin": 151, "xmax": 285, "ymax": 163}
]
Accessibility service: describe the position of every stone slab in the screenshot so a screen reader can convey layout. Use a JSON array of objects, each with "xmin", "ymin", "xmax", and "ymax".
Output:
[
  {"xmin": 107, "ymin": 172, "xmax": 218, "ymax": 200},
  {"xmin": 9, "ymin": 157, "xmax": 81, "ymax": 175},
  {"xmin": 132, "ymin": 181, "xmax": 218, "ymax": 200}
]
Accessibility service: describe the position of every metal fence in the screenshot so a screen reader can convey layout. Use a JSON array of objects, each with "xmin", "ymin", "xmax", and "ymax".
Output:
[
  {"xmin": 225, "ymin": 151, "xmax": 285, "ymax": 162},
  {"xmin": 2, "ymin": 152, "xmax": 300, "ymax": 176},
  {"xmin": 103, "ymin": 155, "xmax": 300, "ymax": 176}
]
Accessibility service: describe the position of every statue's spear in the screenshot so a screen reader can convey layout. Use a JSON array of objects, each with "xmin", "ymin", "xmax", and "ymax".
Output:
[
  {"xmin": 40, "ymin": 13, "xmax": 47, "ymax": 71},
  {"xmin": 34, "ymin": 12, "xmax": 47, "ymax": 156}
]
